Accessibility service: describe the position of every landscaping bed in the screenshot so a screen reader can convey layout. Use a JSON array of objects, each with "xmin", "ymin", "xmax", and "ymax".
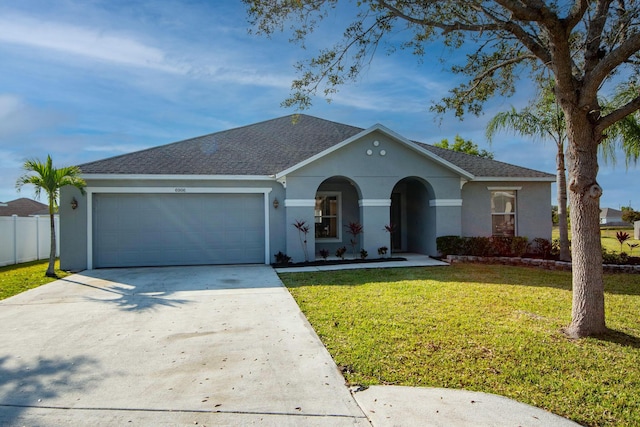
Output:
[
  {"xmin": 273, "ymin": 256, "xmax": 407, "ymax": 268},
  {"xmin": 446, "ymin": 254, "xmax": 640, "ymax": 273}
]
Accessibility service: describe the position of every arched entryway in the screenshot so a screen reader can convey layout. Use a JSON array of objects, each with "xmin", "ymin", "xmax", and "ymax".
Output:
[
  {"xmin": 390, "ymin": 177, "xmax": 435, "ymax": 254},
  {"xmin": 314, "ymin": 176, "xmax": 362, "ymax": 256}
]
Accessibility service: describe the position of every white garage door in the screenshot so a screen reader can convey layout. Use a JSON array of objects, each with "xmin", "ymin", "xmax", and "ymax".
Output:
[{"xmin": 93, "ymin": 193, "xmax": 265, "ymax": 268}]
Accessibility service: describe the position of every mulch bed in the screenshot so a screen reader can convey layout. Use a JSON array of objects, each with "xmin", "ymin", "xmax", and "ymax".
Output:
[{"xmin": 272, "ymin": 257, "xmax": 407, "ymax": 268}]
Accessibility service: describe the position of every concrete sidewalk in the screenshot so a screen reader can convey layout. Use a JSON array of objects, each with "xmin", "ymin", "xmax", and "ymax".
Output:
[
  {"xmin": 0, "ymin": 264, "xmax": 580, "ymax": 426},
  {"xmin": 275, "ymin": 253, "xmax": 448, "ymax": 273}
]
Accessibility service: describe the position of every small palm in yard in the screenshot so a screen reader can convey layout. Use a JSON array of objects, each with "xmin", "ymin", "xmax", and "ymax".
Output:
[
  {"xmin": 16, "ymin": 155, "xmax": 86, "ymax": 277},
  {"xmin": 616, "ymin": 231, "xmax": 631, "ymax": 253}
]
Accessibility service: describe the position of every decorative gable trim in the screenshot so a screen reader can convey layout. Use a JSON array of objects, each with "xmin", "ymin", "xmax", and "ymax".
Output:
[{"xmin": 275, "ymin": 124, "xmax": 475, "ymax": 180}]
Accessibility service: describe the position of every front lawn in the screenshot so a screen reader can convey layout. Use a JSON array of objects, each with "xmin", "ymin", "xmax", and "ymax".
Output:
[
  {"xmin": 280, "ymin": 264, "xmax": 640, "ymax": 427},
  {"xmin": 0, "ymin": 259, "xmax": 69, "ymax": 300},
  {"xmin": 553, "ymin": 225, "xmax": 637, "ymax": 254}
]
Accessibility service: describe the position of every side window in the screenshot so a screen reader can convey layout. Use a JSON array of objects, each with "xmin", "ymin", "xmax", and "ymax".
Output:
[
  {"xmin": 315, "ymin": 193, "xmax": 341, "ymax": 240},
  {"xmin": 491, "ymin": 190, "xmax": 516, "ymax": 236}
]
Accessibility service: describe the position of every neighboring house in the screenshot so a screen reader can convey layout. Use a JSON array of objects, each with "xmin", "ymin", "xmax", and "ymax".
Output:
[
  {"xmin": 600, "ymin": 208, "xmax": 628, "ymax": 226},
  {"xmin": 0, "ymin": 198, "xmax": 49, "ymax": 217},
  {"xmin": 60, "ymin": 114, "xmax": 554, "ymax": 270}
]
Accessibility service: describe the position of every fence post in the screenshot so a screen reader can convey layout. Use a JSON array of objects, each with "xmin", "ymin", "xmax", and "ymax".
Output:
[
  {"xmin": 12, "ymin": 214, "xmax": 17, "ymax": 265},
  {"xmin": 35, "ymin": 215, "xmax": 40, "ymax": 260}
]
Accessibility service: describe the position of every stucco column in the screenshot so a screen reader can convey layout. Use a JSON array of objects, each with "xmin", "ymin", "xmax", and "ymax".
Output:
[
  {"xmin": 430, "ymin": 199, "xmax": 463, "ymax": 254},
  {"xmin": 359, "ymin": 199, "xmax": 392, "ymax": 258},
  {"xmin": 284, "ymin": 199, "xmax": 316, "ymax": 263}
]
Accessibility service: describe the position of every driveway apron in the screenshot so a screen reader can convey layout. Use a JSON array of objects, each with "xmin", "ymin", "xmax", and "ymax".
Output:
[{"xmin": 0, "ymin": 265, "xmax": 369, "ymax": 426}]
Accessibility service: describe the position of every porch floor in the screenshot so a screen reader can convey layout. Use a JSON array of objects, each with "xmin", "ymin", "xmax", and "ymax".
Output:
[{"xmin": 274, "ymin": 253, "xmax": 448, "ymax": 273}]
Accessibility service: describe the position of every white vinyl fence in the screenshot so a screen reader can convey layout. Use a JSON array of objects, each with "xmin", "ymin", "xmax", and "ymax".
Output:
[{"xmin": 0, "ymin": 215, "xmax": 60, "ymax": 267}]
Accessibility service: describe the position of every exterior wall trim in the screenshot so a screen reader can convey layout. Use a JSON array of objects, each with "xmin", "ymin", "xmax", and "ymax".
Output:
[
  {"xmin": 81, "ymin": 174, "xmax": 275, "ymax": 181},
  {"xmin": 487, "ymin": 186, "xmax": 523, "ymax": 191},
  {"xmin": 429, "ymin": 199, "xmax": 463, "ymax": 207},
  {"xmin": 85, "ymin": 186, "xmax": 272, "ymax": 269},
  {"xmin": 478, "ymin": 177, "xmax": 555, "ymax": 182},
  {"xmin": 284, "ymin": 199, "xmax": 316, "ymax": 207},
  {"xmin": 359, "ymin": 199, "xmax": 392, "ymax": 207}
]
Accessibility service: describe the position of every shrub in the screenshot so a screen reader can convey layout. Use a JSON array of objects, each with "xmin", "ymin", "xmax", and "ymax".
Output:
[
  {"xmin": 378, "ymin": 246, "xmax": 388, "ymax": 256},
  {"xmin": 533, "ymin": 238, "xmax": 553, "ymax": 259},
  {"xmin": 319, "ymin": 248, "xmax": 329, "ymax": 260},
  {"xmin": 335, "ymin": 246, "xmax": 347, "ymax": 260},
  {"xmin": 464, "ymin": 237, "xmax": 493, "ymax": 256},
  {"xmin": 274, "ymin": 251, "xmax": 291, "ymax": 265},
  {"xmin": 360, "ymin": 249, "xmax": 368, "ymax": 259},
  {"xmin": 436, "ymin": 236, "xmax": 465, "ymax": 257},
  {"xmin": 490, "ymin": 236, "xmax": 512, "ymax": 256},
  {"xmin": 602, "ymin": 248, "xmax": 630, "ymax": 265},
  {"xmin": 511, "ymin": 236, "xmax": 529, "ymax": 257}
]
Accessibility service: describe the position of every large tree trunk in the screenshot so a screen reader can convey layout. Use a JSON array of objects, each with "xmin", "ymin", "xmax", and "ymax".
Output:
[
  {"xmin": 563, "ymin": 113, "xmax": 607, "ymax": 338},
  {"xmin": 556, "ymin": 147, "xmax": 571, "ymax": 261},
  {"xmin": 46, "ymin": 196, "xmax": 57, "ymax": 278}
]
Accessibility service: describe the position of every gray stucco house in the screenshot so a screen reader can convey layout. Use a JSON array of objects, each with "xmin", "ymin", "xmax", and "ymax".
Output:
[{"xmin": 60, "ymin": 114, "xmax": 554, "ymax": 270}]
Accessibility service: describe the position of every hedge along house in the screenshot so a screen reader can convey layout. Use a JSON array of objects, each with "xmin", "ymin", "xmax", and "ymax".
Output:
[{"xmin": 60, "ymin": 114, "xmax": 554, "ymax": 270}]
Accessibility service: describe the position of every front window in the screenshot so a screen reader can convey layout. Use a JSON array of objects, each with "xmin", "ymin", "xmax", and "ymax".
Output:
[
  {"xmin": 491, "ymin": 190, "xmax": 516, "ymax": 236},
  {"xmin": 315, "ymin": 193, "xmax": 340, "ymax": 240}
]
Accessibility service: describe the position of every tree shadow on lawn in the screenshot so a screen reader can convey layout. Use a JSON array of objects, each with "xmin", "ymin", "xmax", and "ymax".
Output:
[
  {"xmin": 282, "ymin": 264, "xmax": 640, "ymax": 296},
  {"xmin": 594, "ymin": 329, "xmax": 640, "ymax": 349},
  {"xmin": 0, "ymin": 355, "xmax": 98, "ymax": 425}
]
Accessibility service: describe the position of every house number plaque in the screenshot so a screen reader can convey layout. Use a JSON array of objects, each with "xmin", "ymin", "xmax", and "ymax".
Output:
[{"xmin": 174, "ymin": 188, "xmax": 187, "ymax": 193}]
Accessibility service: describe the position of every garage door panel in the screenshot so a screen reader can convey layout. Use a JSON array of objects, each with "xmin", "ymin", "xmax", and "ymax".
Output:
[{"xmin": 93, "ymin": 193, "xmax": 265, "ymax": 268}]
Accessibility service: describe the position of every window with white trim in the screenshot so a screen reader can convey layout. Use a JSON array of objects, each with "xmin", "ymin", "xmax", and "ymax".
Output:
[
  {"xmin": 315, "ymin": 192, "xmax": 341, "ymax": 240},
  {"xmin": 491, "ymin": 190, "xmax": 517, "ymax": 236}
]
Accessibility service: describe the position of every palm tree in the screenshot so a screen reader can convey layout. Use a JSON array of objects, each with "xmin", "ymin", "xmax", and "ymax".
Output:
[
  {"xmin": 600, "ymin": 81, "xmax": 640, "ymax": 168},
  {"xmin": 487, "ymin": 81, "xmax": 640, "ymax": 262},
  {"xmin": 486, "ymin": 86, "xmax": 572, "ymax": 261},
  {"xmin": 16, "ymin": 155, "xmax": 86, "ymax": 277}
]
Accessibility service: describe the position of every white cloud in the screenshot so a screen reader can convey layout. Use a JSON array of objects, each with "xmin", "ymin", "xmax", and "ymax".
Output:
[
  {"xmin": 84, "ymin": 144, "xmax": 151, "ymax": 153},
  {"xmin": 0, "ymin": 94, "xmax": 65, "ymax": 139},
  {"xmin": 0, "ymin": 14, "xmax": 185, "ymax": 74}
]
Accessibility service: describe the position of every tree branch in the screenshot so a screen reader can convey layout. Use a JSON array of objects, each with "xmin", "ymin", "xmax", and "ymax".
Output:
[
  {"xmin": 563, "ymin": 0, "xmax": 590, "ymax": 30},
  {"xmin": 586, "ymin": 32, "xmax": 640, "ymax": 94},
  {"xmin": 597, "ymin": 94, "xmax": 640, "ymax": 134},
  {"xmin": 377, "ymin": 0, "xmax": 502, "ymax": 33},
  {"xmin": 584, "ymin": 0, "xmax": 614, "ymax": 75}
]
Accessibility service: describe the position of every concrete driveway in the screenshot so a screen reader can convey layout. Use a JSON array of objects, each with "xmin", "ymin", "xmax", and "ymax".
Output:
[{"xmin": 0, "ymin": 265, "xmax": 369, "ymax": 426}]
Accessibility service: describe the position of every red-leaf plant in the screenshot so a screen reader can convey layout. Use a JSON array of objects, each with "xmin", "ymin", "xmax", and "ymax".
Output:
[
  {"xmin": 616, "ymin": 231, "xmax": 630, "ymax": 253},
  {"xmin": 384, "ymin": 223, "xmax": 396, "ymax": 257},
  {"xmin": 345, "ymin": 221, "xmax": 363, "ymax": 259},
  {"xmin": 293, "ymin": 219, "xmax": 310, "ymax": 262}
]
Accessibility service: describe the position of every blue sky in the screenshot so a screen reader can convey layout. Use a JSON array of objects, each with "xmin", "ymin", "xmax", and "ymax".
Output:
[{"xmin": 0, "ymin": 0, "xmax": 637, "ymax": 210}]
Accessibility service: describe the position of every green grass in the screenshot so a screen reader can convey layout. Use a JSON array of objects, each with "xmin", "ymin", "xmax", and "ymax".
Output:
[
  {"xmin": 0, "ymin": 259, "xmax": 70, "ymax": 300},
  {"xmin": 553, "ymin": 225, "xmax": 637, "ymax": 254},
  {"xmin": 280, "ymin": 264, "xmax": 640, "ymax": 427}
]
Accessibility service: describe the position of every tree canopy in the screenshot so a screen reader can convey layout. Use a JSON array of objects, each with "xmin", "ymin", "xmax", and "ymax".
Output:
[
  {"xmin": 245, "ymin": 0, "xmax": 640, "ymax": 337},
  {"xmin": 434, "ymin": 135, "xmax": 494, "ymax": 159}
]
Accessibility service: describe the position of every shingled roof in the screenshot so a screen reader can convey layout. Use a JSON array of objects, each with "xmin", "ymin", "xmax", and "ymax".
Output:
[
  {"xmin": 79, "ymin": 114, "xmax": 553, "ymax": 179},
  {"xmin": 0, "ymin": 198, "xmax": 49, "ymax": 217}
]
